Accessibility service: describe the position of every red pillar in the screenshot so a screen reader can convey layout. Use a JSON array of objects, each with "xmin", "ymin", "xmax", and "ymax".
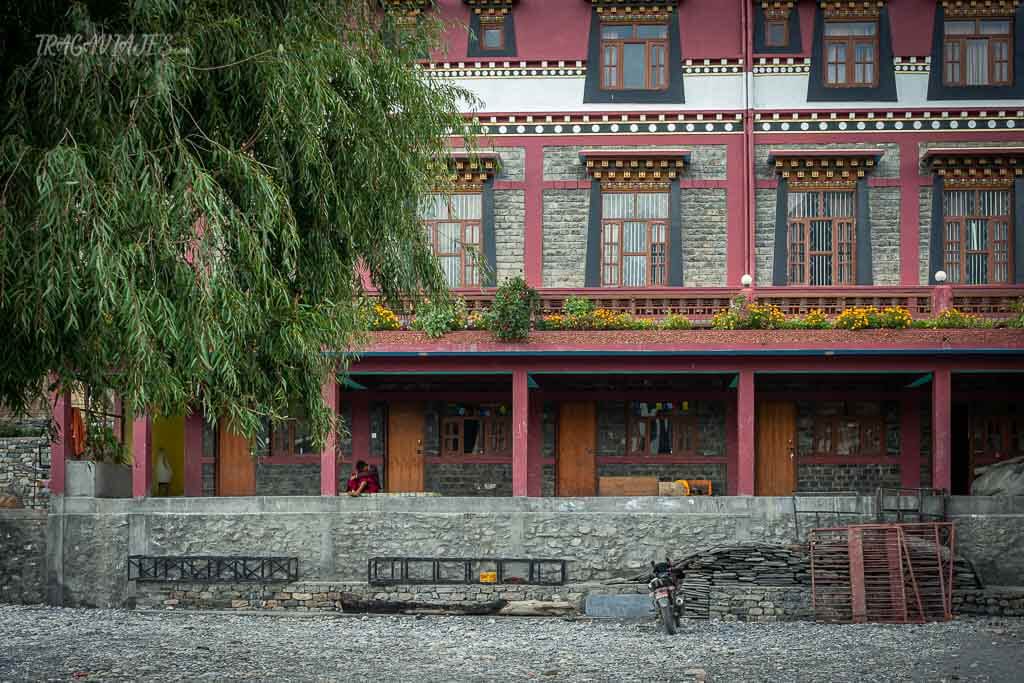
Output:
[
  {"xmin": 49, "ymin": 389, "xmax": 72, "ymax": 495},
  {"xmin": 526, "ymin": 397, "xmax": 543, "ymax": 497},
  {"xmin": 900, "ymin": 396, "xmax": 921, "ymax": 490},
  {"xmin": 320, "ymin": 374, "xmax": 339, "ymax": 496},
  {"xmin": 932, "ymin": 367, "xmax": 952, "ymax": 493},
  {"xmin": 350, "ymin": 394, "xmax": 371, "ymax": 469},
  {"xmin": 898, "ymin": 140, "xmax": 922, "ymax": 286},
  {"xmin": 932, "ymin": 284, "xmax": 953, "ymax": 314},
  {"xmin": 737, "ymin": 370, "xmax": 756, "ymax": 496},
  {"xmin": 725, "ymin": 397, "xmax": 738, "ymax": 496},
  {"xmin": 512, "ymin": 369, "xmax": 529, "ymax": 497},
  {"xmin": 523, "ymin": 143, "xmax": 543, "ymax": 287},
  {"xmin": 131, "ymin": 414, "xmax": 152, "ymax": 498},
  {"xmin": 183, "ymin": 412, "xmax": 204, "ymax": 497}
]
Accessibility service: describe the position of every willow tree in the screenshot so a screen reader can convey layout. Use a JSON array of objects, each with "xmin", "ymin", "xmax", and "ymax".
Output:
[{"xmin": 0, "ymin": 0, "xmax": 472, "ymax": 442}]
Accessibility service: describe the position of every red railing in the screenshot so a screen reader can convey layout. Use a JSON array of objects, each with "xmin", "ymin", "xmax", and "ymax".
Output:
[{"xmin": 383, "ymin": 285, "xmax": 1022, "ymax": 324}]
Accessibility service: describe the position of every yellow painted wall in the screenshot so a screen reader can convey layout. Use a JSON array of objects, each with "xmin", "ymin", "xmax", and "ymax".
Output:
[{"xmin": 151, "ymin": 415, "xmax": 185, "ymax": 496}]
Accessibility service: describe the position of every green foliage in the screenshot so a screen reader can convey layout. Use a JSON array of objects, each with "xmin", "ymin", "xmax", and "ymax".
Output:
[
  {"xmin": 922, "ymin": 308, "xmax": 992, "ymax": 329},
  {"xmin": 660, "ymin": 314, "xmax": 693, "ymax": 330},
  {"xmin": 411, "ymin": 299, "xmax": 467, "ymax": 339},
  {"xmin": 83, "ymin": 425, "xmax": 130, "ymax": 465},
  {"xmin": 711, "ymin": 296, "xmax": 785, "ymax": 330},
  {"xmin": 0, "ymin": 1, "xmax": 475, "ymax": 443},
  {"xmin": 1008, "ymin": 299, "xmax": 1024, "ymax": 329},
  {"xmin": 562, "ymin": 295, "xmax": 595, "ymax": 318},
  {"xmin": 484, "ymin": 276, "xmax": 540, "ymax": 341}
]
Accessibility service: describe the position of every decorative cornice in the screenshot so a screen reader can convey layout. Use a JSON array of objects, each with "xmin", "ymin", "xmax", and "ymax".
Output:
[
  {"xmin": 381, "ymin": 0, "xmax": 431, "ymax": 25},
  {"xmin": 924, "ymin": 147, "xmax": 1024, "ymax": 186},
  {"xmin": 448, "ymin": 152, "xmax": 501, "ymax": 186},
  {"xmin": 464, "ymin": 0, "xmax": 516, "ymax": 23},
  {"xmin": 754, "ymin": 109, "xmax": 1022, "ymax": 133},
  {"xmin": 768, "ymin": 149, "xmax": 884, "ymax": 187},
  {"xmin": 940, "ymin": 0, "xmax": 1020, "ymax": 19},
  {"xmin": 418, "ymin": 58, "xmax": 744, "ymax": 78},
  {"xmin": 589, "ymin": 0, "xmax": 680, "ymax": 22},
  {"xmin": 819, "ymin": 0, "xmax": 885, "ymax": 20},
  {"xmin": 579, "ymin": 149, "xmax": 691, "ymax": 186},
  {"xmin": 760, "ymin": 0, "xmax": 796, "ymax": 21},
  {"xmin": 469, "ymin": 112, "xmax": 744, "ymax": 136}
]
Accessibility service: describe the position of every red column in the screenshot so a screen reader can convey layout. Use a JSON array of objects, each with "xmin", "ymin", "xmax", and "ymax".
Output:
[
  {"xmin": 526, "ymin": 397, "xmax": 543, "ymax": 497},
  {"xmin": 49, "ymin": 389, "xmax": 72, "ymax": 495},
  {"xmin": 932, "ymin": 284, "xmax": 953, "ymax": 314},
  {"xmin": 932, "ymin": 367, "xmax": 952, "ymax": 493},
  {"xmin": 900, "ymin": 396, "xmax": 921, "ymax": 490},
  {"xmin": 726, "ymin": 139, "xmax": 748, "ymax": 286},
  {"xmin": 737, "ymin": 370, "xmax": 756, "ymax": 496},
  {"xmin": 350, "ymin": 394, "xmax": 371, "ymax": 470},
  {"xmin": 183, "ymin": 412, "xmax": 204, "ymax": 497},
  {"xmin": 725, "ymin": 397, "xmax": 738, "ymax": 496},
  {"xmin": 898, "ymin": 141, "xmax": 922, "ymax": 286},
  {"xmin": 320, "ymin": 374, "xmax": 339, "ymax": 496},
  {"xmin": 523, "ymin": 143, "xmax": 544, "ymax": 287},
  {"xmin": 131, "ymin": 414, "xmax": 152, "ymax": 498},
  {"xmin": 512, "ymin": 369, "xmax": 529, "ymax": 496}
]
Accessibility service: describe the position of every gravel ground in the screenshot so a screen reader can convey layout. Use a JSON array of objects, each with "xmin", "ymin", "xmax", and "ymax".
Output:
[{"xmin": 1, "ymin": 606, "xmax": 1022, "ymax": 682}]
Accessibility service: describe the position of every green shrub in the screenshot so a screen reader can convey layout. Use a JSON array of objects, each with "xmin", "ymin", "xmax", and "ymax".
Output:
[
  {"xmin": 411, "ymin": 298, "xmax": 466, "ymax": 338},
  {"xmin": 926, "ymin": 308, "xmax": 991, "ymax": 329},
  {"xmin": 484, "ymin": 276, "xmax": 540, "ymax": 341},
  {"xmin": 562, "ymin": 295, "xmax": 594, "ymax": 318},
  {"xmin": 660, "ymin": 314, "xmax": 693, "ymax": 330}
]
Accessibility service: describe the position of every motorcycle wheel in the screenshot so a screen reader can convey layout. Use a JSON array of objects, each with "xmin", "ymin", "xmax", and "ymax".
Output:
[{"xmin": 659, "ymin": 603, "xmax": 678, "ymax": 635}]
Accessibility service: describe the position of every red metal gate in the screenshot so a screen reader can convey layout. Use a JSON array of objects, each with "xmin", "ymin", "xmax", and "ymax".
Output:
[{"xmin": 809, "ymin": 522, "xmax": 955, "ymax": 624}]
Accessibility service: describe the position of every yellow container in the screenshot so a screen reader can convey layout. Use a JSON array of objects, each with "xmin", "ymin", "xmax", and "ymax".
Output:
[{"xmin": 480, "ymin": 571, "xmax": 498, "ymax": 583}]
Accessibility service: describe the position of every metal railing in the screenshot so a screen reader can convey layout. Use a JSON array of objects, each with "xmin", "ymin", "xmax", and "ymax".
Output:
[
  {"xmin": 368, "ymin": 557, "xmax": 567, "ymax": 586},
  {"xmin": 128, "ymin": 555, "xmax": 299, "ymax": 583},
  {"xmin": 377, "ymin": 285, "xmax": 1021, "ymax": 324}
]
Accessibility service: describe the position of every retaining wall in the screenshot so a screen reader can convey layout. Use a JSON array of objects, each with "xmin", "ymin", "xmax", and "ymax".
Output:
[
  {"xmin": 0, "ymin": 510, "xmax": 48, "ymax": 604},
  {"xmin": 43, "ymin": 495, "xmax": 1024, "ymax": 609}
]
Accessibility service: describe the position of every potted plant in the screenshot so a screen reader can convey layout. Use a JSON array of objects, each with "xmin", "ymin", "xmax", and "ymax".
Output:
[{"xmin": 66, "ymin": 425, "xmax": 133, "ymax": 498}]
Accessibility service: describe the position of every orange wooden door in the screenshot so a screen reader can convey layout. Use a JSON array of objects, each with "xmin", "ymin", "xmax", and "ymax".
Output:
[
  {"xmin": 217, "ymin": 421, "xmax": 255, "ymax": 496},
  {"xmin": 557, "ymin": 401, "xmax": 597, "ymax": 496},
  {"xmin": 755, "ymin": 401, "xmax": 797, "ymax": 496},
  {"xmin": 387, "ymin": 402, "xmax": 424, "ymax": 492}
]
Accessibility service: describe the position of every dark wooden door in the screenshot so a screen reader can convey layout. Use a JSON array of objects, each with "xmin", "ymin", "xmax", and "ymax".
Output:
[
  {"xmin": 557, "ymin": 401, "xmax": 597, "ymax": 496},
  {"xmin": 755, "ymin": 401, "xmax": 797, "ymax": 496},
  {"xmin": 387, "ymin": 402, "xmax": 424, "ymax": 492},
  {"xmin": 217, "ymin": 421, "xmax": 255, "ymax": 496}
]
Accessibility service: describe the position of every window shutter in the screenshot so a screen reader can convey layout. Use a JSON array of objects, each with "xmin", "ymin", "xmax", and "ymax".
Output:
[
  {"xmin": 585, "ymin": 182, "xmax": 603, "ymax": 287},
  {"xmin": 773, "ymin": 178, "xmax": 789, "ymax": 286},
  {"xmin": 855, "ymin": 178, "xmax": 873, "ymax": 285}
]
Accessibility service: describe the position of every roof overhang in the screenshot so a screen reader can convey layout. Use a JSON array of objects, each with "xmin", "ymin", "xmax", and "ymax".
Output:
[
  {"xmin": 768, "ymin": 149, "xmax": 885, "ymax": 185},
  {"xmin": 939, "ymin": 0, "xmax": 1020, "ymax": 19},
  {"xmin": 923, "ymin": 147, "xmax": 1024, "ymax": 185},
  {"xmin": 447, "ymin": 151, "xmax": 502, "ymax": 184},
  {"xmin": 580, "ymin": 148, "xmax": 692, "ymax": 184}
]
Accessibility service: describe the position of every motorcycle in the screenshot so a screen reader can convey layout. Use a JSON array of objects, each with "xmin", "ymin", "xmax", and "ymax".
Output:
[{"xmin": 648, "ymin": 558, "xmax": 680, "ymax": 635}]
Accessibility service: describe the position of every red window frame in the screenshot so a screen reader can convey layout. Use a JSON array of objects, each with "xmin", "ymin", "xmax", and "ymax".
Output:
[
  {"xmin": 942, "ymin": 187, "xmax": 1014, "ymax": 284},
  {"xmin": 807, "ymin": 415, "xmax": 885, "ymax": 458},
  {"xmin": 440, "ymin": 406, "xmax": 512, "ymax": 458},
  {"xmin": 943, "ymin": 18, "xmax": 1013, "ymax": 87},
  {"xmin": 824, "ymin": 22, "xmax": 879, "ymax": 87},
  {"xmin": 786, "ymin": 190, "xmax": 857, "ymax": 286},
  {"xmin": 599, "ymin": 23, "xmax": 669, "ymax": 91},
  {"xmin": 423, "ymin": 193, "xmax": 482, "ymax": 289},
  {"xmin": 624, "ymin": 402, "xmax": 717, "ymax": 458}
]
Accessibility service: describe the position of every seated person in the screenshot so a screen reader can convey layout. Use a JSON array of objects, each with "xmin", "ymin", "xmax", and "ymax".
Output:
[{"xmin": 346, "ymin": 460, "xmax": 381, "ymax": 496}]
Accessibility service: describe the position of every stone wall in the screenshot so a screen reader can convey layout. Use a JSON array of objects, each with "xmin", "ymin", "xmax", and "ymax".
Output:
[
  {"xmin": 797, "ymin": 464, "xmax": 902, "ymax": 493},
  {"xmin": 953, "ymin": 588, "xmax": 1024, "ymax": 617},
  {"xmin": 919, "ymin": 185, "xmax": 932, "ymax": 285},
  {"xmin": 493, "ymin": 146, "xmax": 525, "ymax": 182},
  {"xmin": 681, "ymin": 188, "xmax": 728, "ymax": 286},
  {"xmin": 706, "ymin": 585, "xmax": 813, "ymax": 622},
  {"xmin": 869, "ymin": 187, "xmax": 901, "ymax": 285},
  {"xmin": 45, "ymin": 496, "xmax": 1024, "ymax": 609},
  {"xmin": 0, "ymin": 436, "xmax": 50, "ymax": 509},
  {"xmin": 255, "ymin": 463, "xmax": 321, "ymax": 496},
  {"xmin": 755, "ymin": 188, "xmax": 776, "ymax": 284},
  {"xmin": 425, "ymin": 463, "xmax": 512, "ymax": 496},
  {"xmin": 494, "ymin": 189, "xmax": 525, "ymax": 283},
  {"xmin": 0, "ymin": 510, "xmax": 47, "ymax": 604},
  {"xmin": 542, "ymin": 189, "xmax": 589, "ymax": 287}
]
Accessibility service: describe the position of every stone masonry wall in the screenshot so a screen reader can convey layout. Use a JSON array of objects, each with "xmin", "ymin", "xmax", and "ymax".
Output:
[
  {"xmin": 755, "ymin": 188, "xmax": 776, "ymax": 284},
  {"xmin": 542, "ymin": 189, "xmax": 589, "ymax": 287},
  {"xmin": 426, "ymin": 463, "xmax": 512, "ymax": 496},
  {"xmin": 797, "ymin": 464, "xmax": 901, "ymax": 493},
  {"xmin": 681, "ymin": 189, "xmax": 728, "ymax": 286},
  {"xmin": 543, "ymin": 145, "xmax": 727, "ymax": 181},
  {"xmin": 256, "ymin": 463, "xmax": 321, "ymax": 496},
  {"xmin": 920, "ymin": 185, "xmax": 932, "ymax": 285},
  {"xmin": 0, "ymin": 510, "xmax": 47, "ymax": 604},
  {"xmin": 494, "ymin": 189, "xmax": 525, "ymax": 283},
  {"xmin": 0, "ymin": 436, "xmax": 50, "ymax": 509},
  {"xmin": 869, "ymin": 187, "xmax": 900, "ymax": 285}
]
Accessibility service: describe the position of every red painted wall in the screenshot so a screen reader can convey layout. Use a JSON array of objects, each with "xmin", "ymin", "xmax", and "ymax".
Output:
[
  {"xmin": 887, "ymin": 0, "xmax": 938, "ymax": 57},
  {"xmin": 679, "ymin": 1, "xmax": 743, "ymax": 59}
]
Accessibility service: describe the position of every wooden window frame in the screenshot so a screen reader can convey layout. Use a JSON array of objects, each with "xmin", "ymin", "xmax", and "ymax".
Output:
[
  {"xmin": 942, "ymin": 187, "xmax": 1014, "ymax": 285},
  {"xmin": 942, "ymin": 18, "xmax": 1013, "ymax": 87},
  {"xmin": 270, "ymin": 418, "xmax": 316, "ymax": 459},
  {"xmin": 765, "ymin": 19, "xmax": 789, "ymax": 48},
  {"xmin": 423, "ymin": 193, "xmax": 482, "ymax": 289},
  {"xmin": 968, "ymin": 414, "xmax": 1024, "ymax": 485},
  {"xmin": 786, "ymin": 190, "xmax": 857, "ymax": 287},
  {"xmin": 625, "ymin": 402, "xmax": 705, "ymax": 458},
  {"xmin": 440, "ymin": 405, "xmax": 512, "ymax": 459},
  {"xmin": 599, "ymin": 22, "xmax": 670, "ymax": 91},
  {"xmin": 600, "ymin": 191, "xmax": 670, "ymax": 288},
  {"xmin": 807, "ymin": 415, "xmax": 885, "ymax": 458},
  {"xmin": 824, "ymin": 22, "xmax": 879, "ymax": 88},
  {"xmin": 480, "ymin": 20, "xmax": 505, "ymax": 51}
]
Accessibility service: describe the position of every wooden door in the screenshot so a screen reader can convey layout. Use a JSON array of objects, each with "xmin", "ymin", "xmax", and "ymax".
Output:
[
  {"xmin": 557, "ymin": 401, "xmax": 597, "ymax": 496},
  {"xmin": 756, "ymin": 401, "xmax": 797, "ymax": 496},
  {"xmin": 387, "ymin": 402, "xmax": 424, "ymax": 492},
  {"xmin": 217, "ymin": 421, "xmax": 255, "ymax": 496}
]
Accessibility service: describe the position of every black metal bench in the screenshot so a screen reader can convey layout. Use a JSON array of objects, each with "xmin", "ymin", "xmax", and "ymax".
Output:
[
  {"xmin": 368, "ymin": 557, "xmax": 567, "ymax": 586},
  {"xmin": 127, "ymin": 555, "xmax": 299, "ymax": 583}
]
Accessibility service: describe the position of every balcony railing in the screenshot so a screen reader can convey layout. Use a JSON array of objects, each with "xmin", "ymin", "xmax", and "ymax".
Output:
[{"xmin": 380, "ymin": 285, "xmax": 1022, "ymax": 325}]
